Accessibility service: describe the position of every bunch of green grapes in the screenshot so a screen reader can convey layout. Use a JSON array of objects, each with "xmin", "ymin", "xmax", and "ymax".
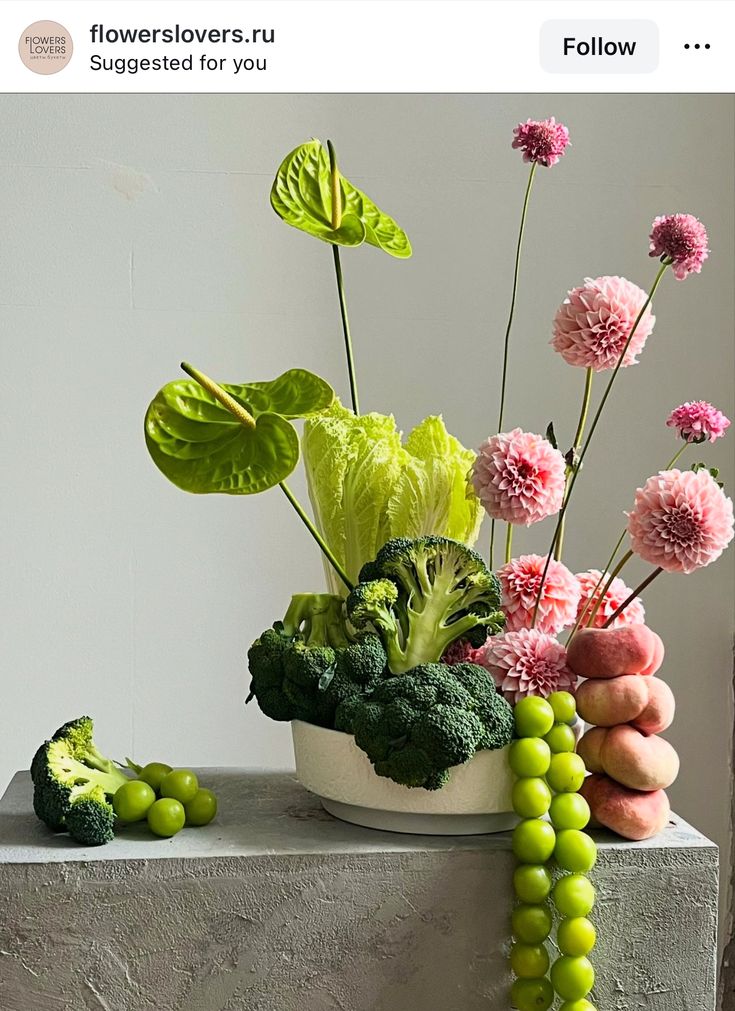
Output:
[
  {"xmin": 509, "ymin": 692, "xmax": 597, "ymax": 1011},
  {"xmin": 113, "ymin": 764, "xmax": 218, "ymax": 838}
]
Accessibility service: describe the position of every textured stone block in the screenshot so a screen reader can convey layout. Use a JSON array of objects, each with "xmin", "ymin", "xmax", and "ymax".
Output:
[{"xmin": 0, "ymin": 770, "xmax": 718, "ymax": 1010}]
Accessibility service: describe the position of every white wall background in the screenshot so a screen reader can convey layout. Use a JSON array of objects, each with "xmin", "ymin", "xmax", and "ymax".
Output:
[{"xmin": 1, "ymin": 93, "xmax": 733, "ymax": 908}]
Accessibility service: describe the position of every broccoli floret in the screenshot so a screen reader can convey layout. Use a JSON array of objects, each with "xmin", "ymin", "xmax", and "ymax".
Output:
[
  {"xmin": 346, "ymin": 536, "xmax": 505, "ymax": 673},
  {"xmin": 247, "ymin": 594, "xmax": 388, "ymax": 727},
  {"xmin": 65, "ymin": 785, "xmax": 116, "ymax": 846},
  {"xmin": 32, "ymin": 717, "xmax": 129, "ymax": 838},
  {"xmin": 339, "ymin": 662, "xmax": 513, "ymax": 790}
]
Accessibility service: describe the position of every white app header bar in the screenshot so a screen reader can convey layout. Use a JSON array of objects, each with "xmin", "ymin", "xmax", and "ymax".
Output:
[{"xmin": 1, "ymin": 0, "xmax": 732, "ymax": 93}]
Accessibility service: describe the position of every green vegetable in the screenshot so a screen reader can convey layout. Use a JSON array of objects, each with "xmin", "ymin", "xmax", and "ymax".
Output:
[
  {"xmin": 31, "ymin": 716, "xmax": 129, "ymax": 845},
  {"xmin": 185, "ymin": 789, "xmax": 218, "ymax": 826},
  {"xmin": 246, "ymin": 593, "xmax": 388, "ymax": 727},
  {"xmin": 113, "ymin": 780, "xmax": 156, "ymax": 822},
  {"xmin": 303, "ymin": 405, "xmax": 484, "ymax": 594},
  {"xmin": 271, "ymin": 139, "xmax": 411, "ymax": 258},
  {"xmin": 346, "ymin": 536, "xmax": 504, "ymax": 673},
  {"xmin": 160, "ymin": 769, "xmax": 199, "ymax": 805},
  {"xmin": 336, "ymin": 662, "xmax": 513, "ymax": 790},
  {"xmin": 145, "ymin": 366, "xmax": 334, "ymax": 496},
  {"xmin": 147, "ymin": 797, "xmax": 186, "ymax": 837}
]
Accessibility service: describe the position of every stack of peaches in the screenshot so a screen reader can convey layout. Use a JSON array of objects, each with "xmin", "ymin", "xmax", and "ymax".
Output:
[{"xmin": 567, "ymin": 625, "xmax": 677, "ymax": 840}]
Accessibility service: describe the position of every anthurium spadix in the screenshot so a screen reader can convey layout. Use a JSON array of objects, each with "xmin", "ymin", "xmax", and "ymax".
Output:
[
  {"xmin": 270, "ymin": 139, "xmax": 412, "ymax": 258},
  {"xmin": 145, "ymin": 364, "xmax": 334, "ymax": 495}
]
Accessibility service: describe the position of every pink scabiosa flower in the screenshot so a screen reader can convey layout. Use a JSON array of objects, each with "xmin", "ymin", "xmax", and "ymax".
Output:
[
  {"xmin": 471, "ymin": 429, "xmax": 566, "ymax": 526},
  {"xmin": 667, "ymin": 401, "xmax": 730, "ymax": 444},
  {"xmin": 551, "ymin": 276, "xmax": 656, "ymax": 371},
  {"xmin": 512, "ymin": 118, "xmax": 570, "ymax": 167},
  {"xmin": 627, "ymin": 469, "xmax": 734, "ymax": 573},
  {"xmin": 575, "ymin": 569, "xmax": 645, "ymax": 629},
  {"xmin": 442, "ymin": 639, "xmax": 482, "ymax": 666},
  {"xmin": 499, "ymin": 554, "xmax": 580, "ymax": 635},
  {"xmin": 474, "ymin": 629, "xmax": 576, "ymax": 703},
  {"xmin": 649, "ymin": 214, "xmax": 709, "ymax": 280}
]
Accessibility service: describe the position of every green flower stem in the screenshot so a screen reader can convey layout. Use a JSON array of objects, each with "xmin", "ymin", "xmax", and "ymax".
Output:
[
  {"xmin": 531, "ymin": 261, "xmax": 670, "ymax": 626},
  {"xmin": 603, "ymin": 567, "xmax": 663, "ymax": 627},
  {"xmin": 581, "ymin": 548, "xmax": 633, "ymax": 629},
  {"xmin": 279, "ymin": 482, "xmax": 354, "ymax": 592},
  {"xmin": 505, "ymin": 523, "xmax": 514, "ymax": 564},
  {"xmin": 569, "ymin": 442, "xmax": 689, "ymax": 636},
  {"xmin": 555, "ymin": 367, "xmax": 594, "ymax": 561},
  {"xmin": 327, "ymin": 139, "xmax": 360, "ymax": 416},
  {"xmin": 490, "ymin": 160, "xmax": 538, "ymax": 570}
]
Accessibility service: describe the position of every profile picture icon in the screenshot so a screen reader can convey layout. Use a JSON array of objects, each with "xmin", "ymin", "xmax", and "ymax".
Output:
[{"xmin": 19, "ymin": 21, "xmax": 73, "ymax": 75}]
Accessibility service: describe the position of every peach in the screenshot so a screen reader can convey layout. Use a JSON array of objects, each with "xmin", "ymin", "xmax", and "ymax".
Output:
[
  {"xmin": 576, "ymin": 726, "xmax": 608, "ymax": 773},
  {"xmin": 630, "ymin": 677, "xmax": 676, "ymax": 735},
  {"xmin": 575, "ymin": 675, "xmax": 649, "ymax": 727},
  {"xmin": 600, "ymin": 725, "xmax": 679, "ymax": 791},
  {"xmin": 567, "ymin": 625, "xmax": 662, "ymax": 680},
  {"xmin": 580, "ymin": 774, "xmax": 670, "ymax": 841}
]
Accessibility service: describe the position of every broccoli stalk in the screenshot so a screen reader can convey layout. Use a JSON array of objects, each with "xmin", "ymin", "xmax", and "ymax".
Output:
[
  {"xmin": 31, "ymin": 716, "xmax": 129, "ymax": 845},
  {"xmin": 347, "ymin": 536, "xmax": 505, "ymax": 674},
  {"xmin": 247, "ymin": 592, "xmax": 387, "ymax": 726}
]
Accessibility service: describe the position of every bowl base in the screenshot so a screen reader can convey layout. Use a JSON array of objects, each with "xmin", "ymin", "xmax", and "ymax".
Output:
[{"xmin": 320, "ymin": 797, "xmax": 518, "ymax": 836}]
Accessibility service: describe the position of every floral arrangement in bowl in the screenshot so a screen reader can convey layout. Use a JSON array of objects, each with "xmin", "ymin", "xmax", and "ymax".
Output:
[{"xmin": 144, "ymin": 120, "xmax": 733, "ymax": 1009}]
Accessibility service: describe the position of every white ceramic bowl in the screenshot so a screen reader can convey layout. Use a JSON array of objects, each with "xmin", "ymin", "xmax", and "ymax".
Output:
[{"xmin": 291, "ymin": 720, "xmax": 517, "ymax": 835}]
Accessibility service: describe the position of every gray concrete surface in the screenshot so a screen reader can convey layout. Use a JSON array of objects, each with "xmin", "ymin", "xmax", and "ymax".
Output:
[{"xmin": 0, "ymin": 769, "xmax": 719, "ymax": 1011}]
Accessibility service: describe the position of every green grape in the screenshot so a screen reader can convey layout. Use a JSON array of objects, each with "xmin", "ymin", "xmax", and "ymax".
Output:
[
  {"xmin": 557, "ymin": 917, "xmax": 597, "ymax": 957},
  {"xmin": 550, "ymin": 955, "xmax": 595, "ymax": 1001},
  {"xmin": 544, "ymin": 723, "xmax": 576, "ymax": 754},
  {"xmin": 160, "ymin": 769, "xmax": 199, "ymax": 805},
  {"xmin": 511, "ymin": 903, "xmax": 553, "ymax": 943},
  {"xmin": 510, "ymin": 977, "xmax": 554, "ymax": 1011},
  {"xmin": 513, "ymin": 819, "xmax": 556, "ymax": 864},
  {"xmin": 513, "ymin": 865, "xmax": 552, "ymax": 904},
  {"xmin": 136, "ymin": 762, "xmax": 172, "ymax": 793},
  {"xmin": 549, "ymin": 792, "xmax": 590, "ymax": 831},
  {"xmin": 554, "ymin": 830, "xmax": 597, "ymax": 873},
  {"xmin": 546, "ymin": 753, "xmax": 586, "ymax": 793},
  {"xmin": 559, "ymin": 1001, "xmax": 597, "ymax": 1011},
  {"xmin": 184, "ymin": 788, "xmax": 218, "ymax": 826},
  {"xmin": 509, "ymin": 738, "xmax": 551, "ymax": 778},
  {"xmin": 548, "ymin": 691, "xmax": 576, "ymax": 725},
  {"xmin": 552, "ymin": 875, "xmax": 596, "ymax": 918},
  {"xmin": 512, "ymin": 778, "xmax": 552, "ymax": 819},
  {"xmin": 510, "ymin": 942, "xmax": 550, "ymax": 979},
  {"xmin": 146, "ymin": 797, "xmax": 185, "ymax": 838},
  {"xmin": 112, "ymin": 780, "xmax": 156, "ymax": 822},
  {"xmin": 514, "ymin": 697, "xmax": 555, "ymax": 739}
]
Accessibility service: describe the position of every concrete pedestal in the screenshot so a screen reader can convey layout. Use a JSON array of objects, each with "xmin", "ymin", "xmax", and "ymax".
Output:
[{"xmin": 0, "ymin": 769, "xmax": 719, "ymax": 1011}]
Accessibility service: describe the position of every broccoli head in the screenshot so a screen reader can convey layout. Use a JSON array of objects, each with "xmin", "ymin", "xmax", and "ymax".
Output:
[
  {"xmin": 346, "ymin": 536, "xmax": 504, "ymax": 673},
  {"xmin": 31, "ymin": 716, "xmax": 129, "ymax": 843},
  {"xmin": 337, "ymin": 662, "xmax": 513, "ymax": 790},
  {"xmin": 247, "ymin": 593, "xmax": 388, "ymax": 727}
]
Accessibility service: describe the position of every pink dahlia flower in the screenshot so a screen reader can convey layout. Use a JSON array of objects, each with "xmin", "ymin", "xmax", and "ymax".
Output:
[
  {"xmin": 649, "ymin": 214, "xmax": 709, "ymax": 280},
  {"xmin": 551, "ymin": 276, "xmax": 655, "ymax": 372},
  {"xmin": 575, "ymin": 569, "xmax": 645, "ymax": 629},
  {"xmin": 471, "ymin": 429, "xmax": 566, "ymax": 526},
  {"xmin": 512, "ymin": 118, "xmax": 570, "ymax": 167},
  {"xmin": 499, "ymin": 554, "xmax": 580, "ymax": 635},
  {"xmin": 628, "ymin": 469, "xmax": 734, "ymax": 573},
  {"xmin": 474, "ymin": 629, "xmax": 576, "ymax": 703},
  {"xmin": 666, "ymin": 401, "xmax": 730, "ymax": 444}
]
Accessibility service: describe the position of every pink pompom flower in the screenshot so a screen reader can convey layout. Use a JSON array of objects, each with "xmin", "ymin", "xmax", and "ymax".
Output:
[
  {"xmin": 512, "ymin": 118, "xmax": 570, "ymax": 167},
  {"xmin": 499, "ymin": 554, "xmax": 580, "ymax": 635},
  {"xmin": 471, "ymin": 429, "xmax": 566, "ymax": 526},
  {"xmin": 649, "ymin": 214, "xmax": 709, "ymax": 280},
  {"xmin": 667, "ymin": 401, "xmax": 730, "ymax": 444},
  {"xmin": 627, "ymin": 469, "xmax": 734, "ymax": 574},
  {"xmin": 551, "ymin": 276, "xmax": 656, "ymax": 372},
  {"xmin": 474, "ymin": 629, "xmax": 576, "ymax": 703},
  {"xmin": 575, "ymin": 569, "xmax": 645, "ymax": 629}
]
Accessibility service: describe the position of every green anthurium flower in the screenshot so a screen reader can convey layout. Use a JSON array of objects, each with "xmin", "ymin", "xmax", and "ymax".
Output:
[
  {"xmin": 145, "ymin": 364, "xmax": 334, "ymax": 495},
  {"xmin": 270, "ymin": 139, "xmax": 411, "ymax": 258}
]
